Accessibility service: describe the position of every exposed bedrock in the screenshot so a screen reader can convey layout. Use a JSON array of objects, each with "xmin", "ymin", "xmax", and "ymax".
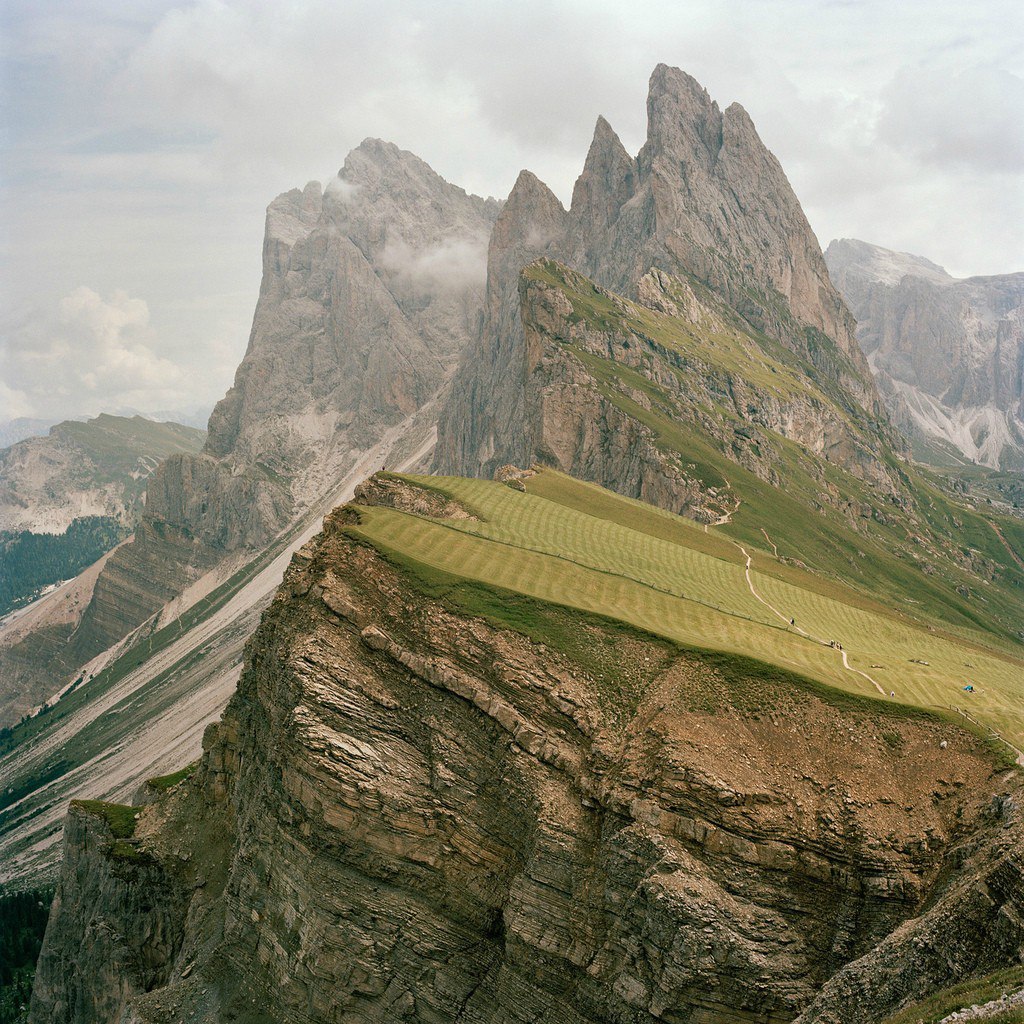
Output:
[{"xmin": 30, "ymin": 482, "xmax": 1024, "ymax": 1023}]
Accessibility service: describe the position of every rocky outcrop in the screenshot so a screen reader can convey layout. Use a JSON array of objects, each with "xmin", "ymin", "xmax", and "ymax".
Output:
[
  {"xmin": 510, "ymin": 260, "xmax": 897, "ymax": 520},
  {"xmin": 825, "ymin": 238, "xmax": 1024, "ymax": 469},
  {"xmin": 0, "ymin": 414, "xmax": 205, "ymax": 535},
  {"xmin": 13, "ymin": 142, "xmax": 499, "ymax": 702},
  {"xmin": 30, "ymin": 479, "xmax": 1024, "ymax": 1023},
  {"xmin": 28, "ymin": 805, "xmax": 189, "ymax": 1024},
  {"xmin": 437, "ymin": 65, "xmax": 879, "ymax": 480}
]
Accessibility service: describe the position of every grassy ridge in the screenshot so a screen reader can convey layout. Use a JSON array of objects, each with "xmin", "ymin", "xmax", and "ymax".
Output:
[
  {"xmin": 880, "ymin": 966, "xmax": 1024, "ymax": 1024},
  {"xmin": 526, "ymin": 259, "xmax": 1024, "ymax": 653},
  {"xmin": 573, "ymin": 348, "xmax": 1024, "ymax": 650},
  {"xmin": 349, "ymin": 472, "xmax": 1024, "ymax": 750}
]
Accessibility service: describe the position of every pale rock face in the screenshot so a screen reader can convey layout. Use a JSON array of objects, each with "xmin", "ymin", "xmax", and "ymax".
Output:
[
  {"xmin": 13, "ymin": 141, "xmax": 499, "ymax": 700},
  {"xmin": 205, "ymin": 141, "xmax": 499, "ymax": 510},
  {"xmin": 437, "ymin": 64, "xmax": 878, "ymax": 480},
  {"xmin": 0, "ymin": 415, "xmax": 205, "ymax": 535},
  {"xmin": 826, "ymin": 238, "xmax": 1024, "ymax": 469}
]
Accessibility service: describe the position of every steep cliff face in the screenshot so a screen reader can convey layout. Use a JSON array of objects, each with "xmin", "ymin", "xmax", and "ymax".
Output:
[
  {"xmin": 437, "ymin": 64, "xmax": 878, "ymax": 479},
  {"xmin": 205, "ymin": 145, "xmax": 499, "ymax": 506},
  {"xmin": 16, "ymin": 142, "xmax": 498, "ymax": 699},
  {"xmin": 30, "ymin": 479, "xmax": 1024, "ymax": 1024},
  {"xmin": 512, "ymin": 259, "xmax": 896, "ymax": 521},
  {"xmin": 826, "ymin": 238, "xmax": 1024, "ymax": 469}
]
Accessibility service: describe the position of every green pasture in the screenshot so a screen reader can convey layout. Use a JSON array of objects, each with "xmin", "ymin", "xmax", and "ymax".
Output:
[{"xmin": 348, "ymin": 471, "xmax": 1024, "ymax": 750}]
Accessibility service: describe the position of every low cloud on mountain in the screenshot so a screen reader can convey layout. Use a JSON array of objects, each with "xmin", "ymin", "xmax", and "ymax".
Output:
[{"xmin": 1, "ymin": 0, "xmax": 1021, "ymax": 419}]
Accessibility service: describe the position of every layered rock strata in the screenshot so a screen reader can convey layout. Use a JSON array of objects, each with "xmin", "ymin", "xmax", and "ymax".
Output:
[
  {"xmin": 437, "ymin": 64, "xmax": 880, "ymax": 482},
  {"xmin": 30, "ymin": 479, "xmax": 1024, "ymax": 1024},
  {"xmin": 511, "ymin": 259, "xmax": 896, "ymax": 520}
]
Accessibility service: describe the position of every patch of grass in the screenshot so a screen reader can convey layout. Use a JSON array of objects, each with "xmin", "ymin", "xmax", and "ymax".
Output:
[
  {"xmin": 524, "ymin": 469, "xmax": 742, "ymax": 564},
  {"xmin": 881, "ymin": 966, "xmax": 1024, "ymax": 1024},
  {"xmin": 881, "ymin": 730, "xmax": 904, "ymax": 751},
  {"xmin": 146, "ymin": 760, "xmax": 199, "ymax": 793},
  {"xmin": 71, "ymin": 799, "xmax": 139, "ymax": 839},
  {"xmin": 345, "ymin": 476, "xmax": 1021, "ymax": 758},
  {"xmin": 71, "ymin": 800, "xmax": 152, "ymax": 864}
]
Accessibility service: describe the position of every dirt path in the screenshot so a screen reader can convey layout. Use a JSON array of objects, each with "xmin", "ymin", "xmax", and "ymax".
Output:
[{"xmin": 735, "ymin": 543, "xmax": 887, "ymax": 696}]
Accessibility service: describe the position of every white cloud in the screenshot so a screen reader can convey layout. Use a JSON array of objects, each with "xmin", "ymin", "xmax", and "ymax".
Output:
[
  {"xmin": 1, "ymin": 0, "xmax": 1022, "ymax": 421},
  {"xmin": 380, "ymin": 235, "xmax": 489, "ymax": 294},
  {"xmin": 878, "ymin": 66, "xmax": 1024, "ymax": 173},
  {"xmin": 1, "ymin": 287, "xmax": 188, "ymax": 420},
  {"xmin": 0, "ymin": 380, "xmax": 33, "ymax": 420}
]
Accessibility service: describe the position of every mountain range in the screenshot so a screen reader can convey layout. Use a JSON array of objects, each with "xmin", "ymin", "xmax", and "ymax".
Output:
[
  {"xmin": 826, "ymin": 237, "xmax": 1024, "ymax": 470},
  {"xmin": 3, "ymin": 65, "xmax": 1023, "ymax": 1024}
]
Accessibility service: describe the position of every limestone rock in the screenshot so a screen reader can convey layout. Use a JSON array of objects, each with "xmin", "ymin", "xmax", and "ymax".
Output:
[
  {"xmin": 826, "ymin": 238, "xmax": 1024, "ymax": 469},
  {"xmin": 436, "ymin": 65, "xmax": 879, "ymax": 482}
]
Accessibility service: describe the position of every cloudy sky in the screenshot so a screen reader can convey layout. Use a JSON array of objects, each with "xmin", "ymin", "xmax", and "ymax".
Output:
[{"xmin": 1, "ymin": 0, "xmax": 1022, "ymax": 425}]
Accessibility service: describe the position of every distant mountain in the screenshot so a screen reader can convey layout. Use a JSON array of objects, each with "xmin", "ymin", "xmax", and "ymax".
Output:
[
  {"xmin": 0, "ymin": 414, "xmax": 205, "ymax": 536},
  {"xmin": 438, "ymin": 65, "xmax": 880, "ymax": 487},
  {"xmin": 0, "ymin": 418, "xmax": 60, "ymax": 450},
  {"xmin": 0, "ymin": 142, "xmax": 498, "ymax": 734},
  {"xmin": 111, "ymin": 405, "xmax": 212, "ymax": 430},
  {"xmin": 825, "ymin": 238, "xmax": 1024, "ymax": 470}
]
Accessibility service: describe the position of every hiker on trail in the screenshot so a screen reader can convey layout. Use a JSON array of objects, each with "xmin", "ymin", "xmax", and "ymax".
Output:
[
  {"xmin": 890, "ymin": 691, "xmax": 895, "ymax": 698},
  {"xmin": 790, "ymin": 618, "xmax": 795, "ymax": 626}
]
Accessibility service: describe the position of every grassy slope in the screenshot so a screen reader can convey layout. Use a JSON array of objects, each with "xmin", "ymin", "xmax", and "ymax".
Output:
[
  {"xmin": 55, "ymin": 414, "xmax": 206, "ymax": 469},
  {"xmin": 348, "ymin": 472, "xmax": 1024, "ymax": 752},
  {"xmin": 880, "ymin": 966, "xmax": 1024, "ymax": 1024},
  {"xmin": 526, "ymin": 261, "xmax": 1024, "ymax": 653}
]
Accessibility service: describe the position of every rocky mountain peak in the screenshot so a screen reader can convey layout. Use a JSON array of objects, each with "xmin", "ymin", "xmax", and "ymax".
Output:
[
  {"xmin": 826, "ymin": 238, "xmax": 1024, "ymax": 468},
  {"xmin": 488, "ymin": 170, "xmax": 567, "ymax": 276},
  {"xmin": 569, "ymin": 116, "xmax": 637, "ymax": 239},
  {"xmin": 825, "ymin": 238, "xmax": 953, "ymax": 288},
  {"xmin": 634, "ymin": 67, "xmax": 864, "ymax": 374},
  {"xmin": 437, "ymin": 64, "xmax": 880, "ymax": 481},
  {"xmin": 264, "ymin": 180, "xmax": 323, "ymax": 250},
  {"xmin": 642, "ymin": 63, "xmax": 724, "ymax": 172}
]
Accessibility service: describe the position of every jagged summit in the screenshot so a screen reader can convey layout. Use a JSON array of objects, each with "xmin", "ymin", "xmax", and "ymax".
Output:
[
  {"xmin": 643, "ymin": 63, "xmax": 723, "ymax": 167},
  {"xmin": 437, "ymin": 64, "xmax": 878, "ymax": 480},
  {"xmin": 636, "ymin": 65, "xmax": 862, "ymax": 368},
  {"xmin": 14, "ymin": 135, "xmax": 501, "ymax": 710},
  {"xmin": 569, "ymin": 116, "xmax": 636, "ymax": 245}
]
